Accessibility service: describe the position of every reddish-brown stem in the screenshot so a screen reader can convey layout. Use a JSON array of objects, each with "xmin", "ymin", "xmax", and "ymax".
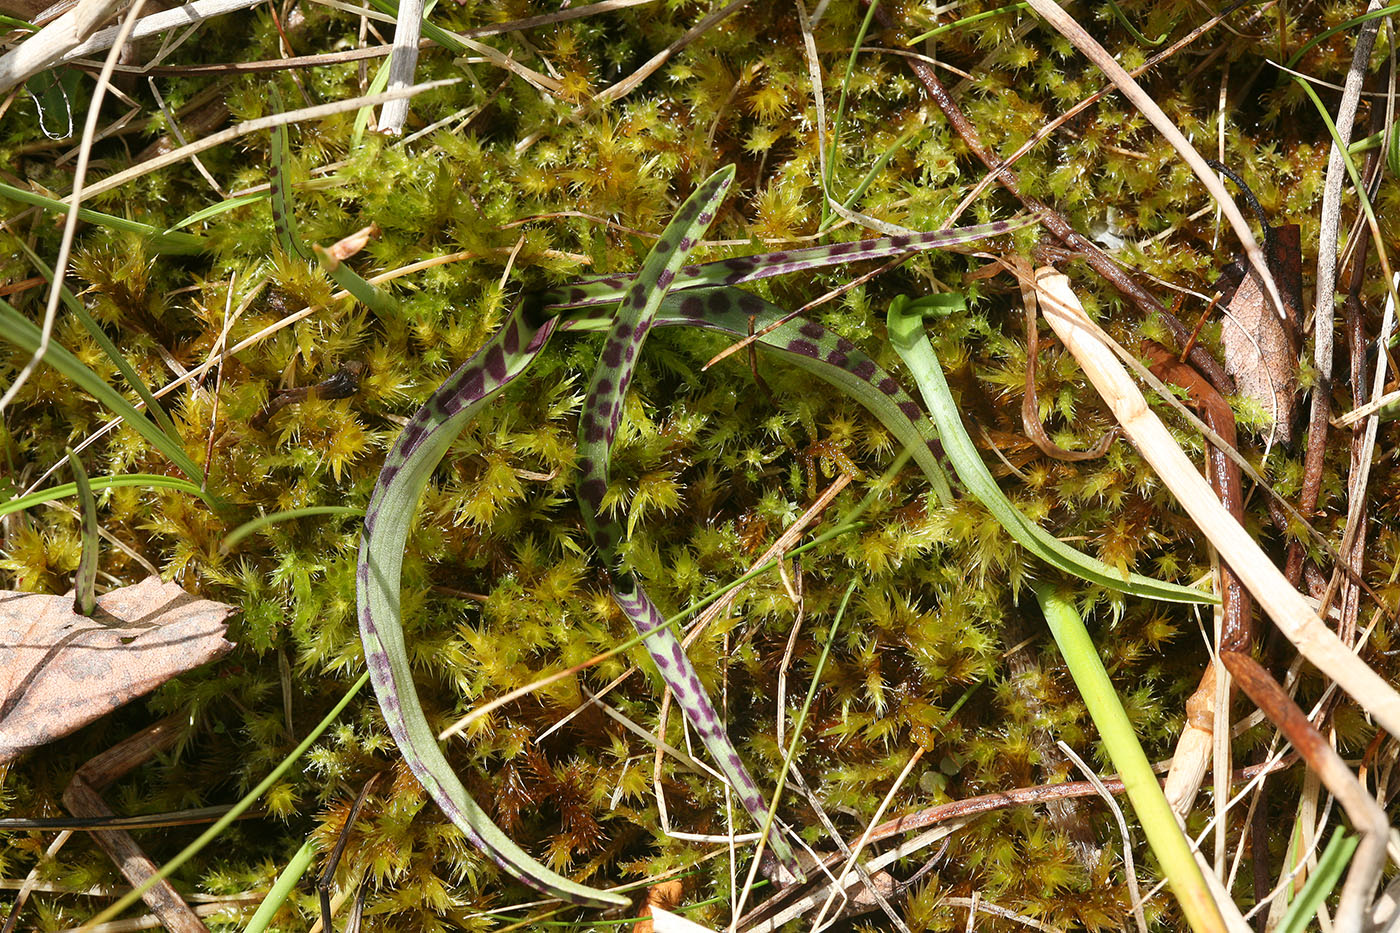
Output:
[
  {"xmin": 863, "ymin": 754, "xmax": 1295, "ymax": 845},
  {"xmin": 1141, "ymin": 341, "xmax": 1252, "ymax": 654}
]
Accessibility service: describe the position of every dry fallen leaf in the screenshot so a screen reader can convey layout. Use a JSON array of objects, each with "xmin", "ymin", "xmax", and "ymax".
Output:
[
  {"xmin": 1217, "ymin": 223, "xmax": 1303, "ymax": 446},
  {"xmin": 0, "ymin": 575, "xmax": 235, "ymax": 763},
  {"xmin": 635, "ymin": 879, "xmax": 684, "ymax": 933}
]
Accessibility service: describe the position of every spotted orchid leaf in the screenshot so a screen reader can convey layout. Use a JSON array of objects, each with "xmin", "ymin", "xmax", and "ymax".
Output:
[
  {"xmin": 540, "ymin": 216, "xmax": 1035, "ymax": 310},
  {"xmin": 353, "ymin": 309, "xmax": 625, "ymax": 906},
  {"xmin": 886, "ymin": 295, "xmax": 1214, "ymax": 603},
  {"xmin": 569, "ymin": 166, "xmax": 809, "ymax": 881},
  {"xmin": 356, "ymin": 167, "xmax": 1122, "ymax": 909}
]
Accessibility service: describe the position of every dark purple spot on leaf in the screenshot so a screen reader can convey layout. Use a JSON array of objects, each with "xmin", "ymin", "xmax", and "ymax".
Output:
[
  {"xmin": 799, "ymin": 322, "xmax": 823, "ymax": 339},
  {"xmin": 878, "ymin": 377, "xmax": 900, "ymax": 395},
  {"xmin": 789, "ymin": 340, "xmax": 819, "ymax": 358},
  {"xmin": 852, "ymin": 360, "xmax": 876, "ymax": 380},
  {"xmin": 486, "ymin": 345, "xmax": 507, "ymax": 382}
]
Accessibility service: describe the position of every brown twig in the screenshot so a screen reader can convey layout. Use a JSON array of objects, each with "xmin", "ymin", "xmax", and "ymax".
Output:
[{"xmin": 863, "ymin": 754, "xmax": 1295, "ymax": 846}]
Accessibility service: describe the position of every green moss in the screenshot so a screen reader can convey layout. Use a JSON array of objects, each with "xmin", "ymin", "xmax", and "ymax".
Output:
[{"xmin": 2, "ymin": 1, "xmax": 1394, "ymax": 929}]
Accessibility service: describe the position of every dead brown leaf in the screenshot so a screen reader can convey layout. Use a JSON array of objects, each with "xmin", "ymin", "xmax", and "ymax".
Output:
[
  {"xmin": 635, "ymin": 878, "xmax": 684, "ymax": 933},
  {"xmin": 1217, "ymin": 224, "xmax": 1303, "ymax": 446},
  {"xmin": 0, "ymin": 576, "xmax": 234, "ymax": 764}
]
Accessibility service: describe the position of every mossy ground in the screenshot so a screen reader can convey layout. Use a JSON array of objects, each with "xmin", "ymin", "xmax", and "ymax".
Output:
[{"xmin": 2, "ymin": 1, "xmax": 1398, "ymax": 929}]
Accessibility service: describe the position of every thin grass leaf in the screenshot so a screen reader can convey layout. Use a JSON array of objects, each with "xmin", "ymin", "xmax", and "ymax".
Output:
[
  {"xmin": 0, "ymin": 298, "xmax": 202, "ymax": 482},
  {"xmin": 887, "ymin": 294, "xmax": 1213, "ymax": 602},
  {"xmin": 820, "ymin": 123, "xmax": 920, "ymax": 234},
  {"xmin": 268, "ymin": 119, "xmax": 311, "ymax": 262},
  {"xmin": 1276, "ymin": 829, "xmax": 1358, "ymax": 933},
  {"xmin": 1034, "ymin": 586, "xmax": 1227, "ymax": 933},
  {"xmin": 17, "ymin": 239, "xmax": 183, "ymax": 443},
  {"xmin": 819, "ymin": 0, "xmax": 882, "ymax": 231},
  {"xmin": 908, "ymin": 2, "xmax": 1029, "ymax": 43},
  {"xmin": 221, "ymin": 506, "xmax": 363, "ymax": 553},
  {"xmin": 241, "ymin": 837, "xmax": 317, "ymax": 933},
  {"xmin": 65, "ymin": 446, "xmax": 97, "ymax": 616},
  {"xmin": 747, "ymin": 579, "xmax": 853, "ymax": 894},
  {"xmin": 1283, "ymin": 2, "xmax": 1400, "ymax": 69},
  {"xmin": 0, "ymin": 474, "xmax": 211, "ymax": 518},
  {"xmin": 313, "ymin": 239, "xmax": 397, "ymax": 317},
  {"xmin": 0, "ymin": 181, "xmax": 206, "ymax": 254},
  {"xmin": 165, "ymin": 190, "xmax": 270, "ymax": 233}
]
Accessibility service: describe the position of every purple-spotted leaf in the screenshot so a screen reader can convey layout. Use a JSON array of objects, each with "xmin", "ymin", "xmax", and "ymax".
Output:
[
  {"xmin": 543, "ymin": 217, "xmax": 1033, "ymax": 310},
  {"xmin": 0, "ymin": 576, "xmax": 234, "ymax": 764}
]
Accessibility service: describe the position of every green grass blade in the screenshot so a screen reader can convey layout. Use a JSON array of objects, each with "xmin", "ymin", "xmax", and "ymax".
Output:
[
  {"xmin": 17, "ymin": 240, "xmax": 184, "ymax": 443},
  {"xmin": 314, "ymin": 241, "xmax": 397, "ymax": 316},
  {"xmin": 1034, "ymin": 586, "xmax": 1226, "ymax": 933},
  {"xmin": 1276, "ymin": 829, "xmax": 1358, "ymax": 933},
  {"xmin": 1, "ymin": 474, "xmax": 211, "ymax": 518},
  {"xmin": 886, "ymin": 294, "xmax": 1213, "ymax": 603},
  {"xmin": 269, "ymin": 116, "xmax": 311, "ymax": 261},
  {"xmin": 820, "ymin": 0, "xmax": 882, "ymax": 229},
  {"xmin": 65, "ymin": 446, "xmax": 98, "ymax": 616},
  {"xmin": 0, "ymin": 298, "xmax": 202, "ymax": 482},
  {"xmin": 0, "ymin": 181, "xmax": 207, "ymax": 254},
  {"xmin": 909, "ymin": 2, "xmax": 1030, "ymax": 43},
  {"xmin": 241, "ymin": 837, "xmax": 318, "ymax": 933},
  {"xmin": 81, "ymin": 673, "xmax": 369, "ymax": 931},
  {"xmin": 166, "ymin": 190, "xmax": 270, "ymax": 233},
  {"xmin": 221, "ymin": 505, "xmax": 363, "ymax": 553},
  {"xmin": 1284, "ymin": 2, "xmax": 1400, "ymax": 68},
  {"xmin": 820, "ymin": 123, "xmax": 920, "ymax": 234}
]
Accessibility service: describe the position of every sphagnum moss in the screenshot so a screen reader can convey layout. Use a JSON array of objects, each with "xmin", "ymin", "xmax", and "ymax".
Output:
[{"xmin": 1, "ymin": 0, "xmax": 1395, "ymax": 929}]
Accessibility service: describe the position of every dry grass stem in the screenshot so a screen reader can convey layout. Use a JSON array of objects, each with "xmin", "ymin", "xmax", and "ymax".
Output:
[{"xmin": 1034, "ymin": 268, "xmax": 1400, "ymax": 738}]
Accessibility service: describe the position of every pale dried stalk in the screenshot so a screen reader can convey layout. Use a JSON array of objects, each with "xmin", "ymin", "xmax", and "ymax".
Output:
[
  {"xmin": 1032, "ymin": 268, "xmax": 1400, "ymax": 740},
  {"xmin": 0, "ymin": 0, "xmax": 125, "ymax": 93},
  {"xmin": 1022, "ymin": 0, "xmax": 1286, "ymax": 324}
]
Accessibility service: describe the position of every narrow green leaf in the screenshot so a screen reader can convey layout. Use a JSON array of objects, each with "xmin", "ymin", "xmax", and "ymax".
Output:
[
  {"xmin": 241, "ymin": 838, "xmax": 318, "ymax": 933},
  {"xmin": 887, "ymin": 294, "xmax": 1214, "ymax": 603},
  {"xmin": 65, "ymin": 446, "xmax": 98, "ymax": 616},
  {"xmin": 0, "ymin": 298, "xmax": 202, "ymax": 482},
  {"xmin": 0, "ymin": 181, "xmax": 206, "ymax": 254},
  {"xmin": 1, "ymin": 474, "xmax": 211, "ymax": 518},
  {"xmin": 17, "ymin": 240, "xmax": 183, "ymax": 444},
  {"xmin": 1276, "ymin": 830, "xmax": 1358, "ymax": 933},
  {"xmin": 1035, "ymin": 586, "xmax": 1226, "ymax": 933},
  {"xmin": 221, "ymin": 506, "xmax": 363, "ymax": 553},
  {"xmin": 165, "ymin": 190, "xmax": 270, "ymax": 233}
]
